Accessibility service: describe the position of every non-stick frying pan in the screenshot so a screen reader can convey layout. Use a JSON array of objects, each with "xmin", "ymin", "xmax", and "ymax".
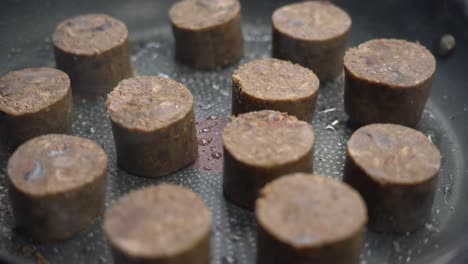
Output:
[{"xmin": 0, "ymin": 0, "xmax": 467, "ymax": 263}]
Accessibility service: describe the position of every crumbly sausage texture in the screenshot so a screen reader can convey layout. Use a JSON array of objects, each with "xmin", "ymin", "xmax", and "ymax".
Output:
[
  {"xmin": 53, "ymin": 14, "xmax": 128, "ymax": 56},
  {"xmin": 344, "ymin": 124, "xmax": 441, "ymax": 232},
  {"xmin": 256, "ymin": 173, "xmax": 367, "ymax": 264},
  {"xmin": 231, "ymin": 58, "xmax": 319, "ymax": 122},
  {"xmin": 8, "ymin": 134, "xmax": 108, "ymax": 242},
  {"xmin": 104, "ymin": 184, "xmax": 211, "ymax": 264},
  {"xmin": 344, "ymin": 39, "xmax": 436, "ymax": 87},
  {"xmin": 223, "ymin": 110, "xmax": 314, "ymax": 210}
]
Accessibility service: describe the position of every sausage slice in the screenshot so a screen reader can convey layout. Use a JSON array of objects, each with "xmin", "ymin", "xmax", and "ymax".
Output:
[
  {"xmin": 344, "ymin": 39, "xmax": 436, "ymax": 127},
  {"xmin": 106, "ymin": 76, "xmax": 197, "ymax": 177},
  {"xmin": 169, "ymin": 0, "xmax": 244, "ymax": 69},
  {"xmin": 231, "ymin": 58, "xmax": 319, "ymax": 123},
  {"xmin": 223, "ymin": 110, "xmax": 314, "ymax": 210},
  {"xmin": 344, "ymin": 124, "xmax": 442, "ymax": 232},
  {"xmin": 53, "ymin": 14, "xmax": 132, "ymax": 96},
  {"xmin": 272, "ymin": 1, "xmax": 351, "ymax": 81},
  {"xmin": 7, "ymin": 134, "xmax": 108, "ymax": 242},
  {"xmin": 256, "ymin": 173, "xmax": 367, "ymax": 264},
  {"xmin": 104, "ymin": 184, "xmax": 211, "ymax": 264},
  {"xmin": 0, "ymin": 68, "xmax": 72, "ymax": 149}
]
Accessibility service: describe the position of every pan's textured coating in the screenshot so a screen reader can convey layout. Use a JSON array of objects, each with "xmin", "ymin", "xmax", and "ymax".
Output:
[
  {"xmin": 231, "ymin": 58, "xmax": 319, "ymax": 122},
  {"xmin": 53, "ymin": 14, "xmax": 133, "ymax": 96},
  {"xmin": 104, "ymin": 184, "xmax": 211, "ymax": 264},
  {"xmin": 7, "ymin": 134, "xmax": 108, "ymax": 242},
  {"xmin": 256, "ymin": 174, "xmax": 367, "ymax": 264},
  {"xmin": 344, "ymin": 39, "xmax": 436, "ymax": 127},
  {"xmin": 0, "ymin": 67, "xmax": 73, "ymax": 149},
  {"xmin": 0, "ymin": 0, "xmax": 465, "ymax": 264}
]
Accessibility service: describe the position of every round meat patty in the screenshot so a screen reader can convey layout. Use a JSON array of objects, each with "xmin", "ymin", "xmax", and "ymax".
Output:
[
  {"xmin": 272, "ymin": 1, "xmax": 351, "ymax": 81},
  {"xmin": 106, "ymin": 76, "xmax": 197, "ymax": 178},
  {"xmin": 104, "ymin": 184, "xmax": 211, "ymax": 264},
  {"xmin": 0, "ymin": 67, "xmax": 72, "ymax": 149},
  {"xmin": 231, "ymin": 58, "xmax": 320, "ymax": 123},
  {"xmin": 169, "ymin": 0, "xmax": 244, "ymax": 69},
  {"xmin": 256, "ymin": 173, "xmax": 367, "ymax": 264},
  {"xmin": 7, "ymin": 134, "xmax": 108, "ymax": 242},
  {"xmin": 344, "ymin": 39, "xmax": 436, "ymax": 127},
  {"xmin": 53, "ymin": 14, "xmax": 133, "ymax": 96},
  {"xmin": 222, "ymin": 110, "xmax": 314, "ymax": 210},
  {"xmin": 344, "ymin": 124, "xmax": 442, "ymax": 232}
]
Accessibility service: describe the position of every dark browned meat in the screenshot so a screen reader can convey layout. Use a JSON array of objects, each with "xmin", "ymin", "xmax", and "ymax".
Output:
[
  {"xmin": 272, "ymin": 1, "xmax": 351, "ymax": 81},
  {"xmin": 7, "ymin": 134, "xmax": 108, "ymax": 242},
  {"xmin": 222, "ymin": 110, "xmax": 314, "ymax": 210},
  {"xmin": 256, "ymin": 173, "xmax": 367, "ymax": 264},
  {"xmin": 344, "ymin": 39, "xmax": 436, "ymax": 127},
  {"xmin": 53, "ymin": 14, "xmax": 132, "ymax": 96},
  {"xmin": 169, "ymin": 0, "xmax": 244, "ymax": 70},
  {"xmin": 103, "ymin": 184, "xmax": 211, "ymax": 264},
  {"xmin": 344, "ymin": 124, "xmax": 441, "ymax": 232},
  {"xmin": 231, "ymin": 58, "xmax": 320, "ymax": 123},
  {"xmin": 0, "ymin": 68, "xmax": 72, "ymax": 149},
  {"xmin": 106, "ymin": 76, "xmax": 197, "ymax": 177}
]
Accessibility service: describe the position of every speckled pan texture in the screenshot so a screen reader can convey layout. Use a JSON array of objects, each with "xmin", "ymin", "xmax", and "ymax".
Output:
[{"xmin": 0, "ymin": 1, "xmax": 467, "ymax": 264}]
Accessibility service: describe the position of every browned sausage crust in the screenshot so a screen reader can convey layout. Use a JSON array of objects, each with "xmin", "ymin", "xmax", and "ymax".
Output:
[
  {"xmin": 272, "ymin": 1, "xmax": 351, "ymax": 81},
  {"xmin": 231, "ymin": 58, "xmax": 319, "ymax": 123},
  {"xmin": 0, "ymin": 68, "xmax": 72, "ymax": 149},
  {"xmin": 169, "ymin": 0, "xmax": 244, "ymax": 70},
  {"xmin": 344, "ymin": 124, "xmax": 441, "ymax": 232},
  {"xmin": 106, "ymin": 76, "xmax": 197, "ymax": 178},
  {"xmin": 104, "ymin": 184, "xmax": 211, "ymax": 264},
  {"xmin": 223, "ymin": 110, "xmax": 314, "ymax": 210},
  {"xmin": 7, "ymin": 134, "xmax": 108, "ymax": 242},
  {"xmin": 256, "ymin": 173, "xmax": 367, "ymax": 264},
  {"xmin": 53, "ymin": 14, "xmax": 132, "ymax": 96},
  {"xmin": 344, "ymin": 39, "xmax": 436, "ymax": 127}
]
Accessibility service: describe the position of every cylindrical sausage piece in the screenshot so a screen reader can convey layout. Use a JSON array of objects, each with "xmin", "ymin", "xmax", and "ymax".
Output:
[
  {"xmin": 169, "ymin": 0, "xmax": 244, "ymax": 70},
  {"xmin": 0, "ymin": 68, "xmax": 72, "ymax": 149},
  {"xmin": 106, "ymin": 76, "xmax": 197, "ymax": 177},
  {"xmin": 7, "ymin": 134, "xmax": 108, "ymax": 242},
  {"xmin": 104, "ymin": 184, "xmax": 211, "ymax": 264},
  {"xmin": 344, "ymin": 124, "xmax": 441, "ymax": 232},
  {"xmin": 53, "ymin": 14, "xmax": 132, "ymax": 96},
  {"xmin": 256, "ymin": 173, "xmax": 367, "ymax": 264},
  {"xmin": 223, "ymin": 110, "xmax": 314, "ymax": 210},
  {"xmin": 272, "ymin": 1, "xmax": 351, "ymax": 81},
  {"xmin": 231, "ymin": 58, "xmax": 319, "ymax": 123},
  {"xmin": 344, "ymin": 39, "xmax": 436, "ymax": 127}
]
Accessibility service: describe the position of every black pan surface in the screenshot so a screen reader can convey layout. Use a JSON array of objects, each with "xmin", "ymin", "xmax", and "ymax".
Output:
[{"xmin": 0, "ymin": 0, "xmax": 467, "ymax": 263}]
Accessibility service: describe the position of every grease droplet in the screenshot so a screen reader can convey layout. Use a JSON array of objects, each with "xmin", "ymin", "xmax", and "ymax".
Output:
[
  {"xmin": 198, "ymin": 138, "xmax": 212, "ymax": 146},
  {"xmin": 211, "ymin": 151, "xmax": 222, "ymax": 159},
  {"xmin": 198, "ymin": 127, "xmax": 211, "ymax": 134},
  {"xmin": 222, "ymin": 256, "xmax": 237, "ymax": 264}
]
